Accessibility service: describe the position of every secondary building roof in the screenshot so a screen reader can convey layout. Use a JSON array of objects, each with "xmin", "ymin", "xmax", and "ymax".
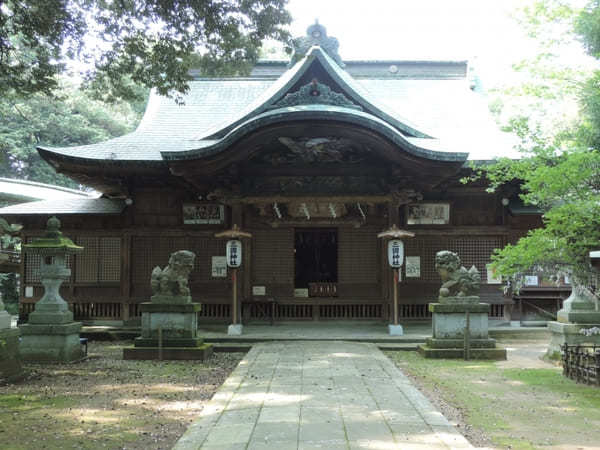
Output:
[{"xmin": 0, "ymin": 177, "xmax": 92, "ymax": 205}]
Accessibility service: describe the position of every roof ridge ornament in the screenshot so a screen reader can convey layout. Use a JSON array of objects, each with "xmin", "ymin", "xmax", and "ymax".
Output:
[
  {"xmin": 272, "ymin": 78, "xmax": 362, "ymax": 110},
  {"xmin": 289, "ymin": 21, "xmax": 345, "ymax": 68}
]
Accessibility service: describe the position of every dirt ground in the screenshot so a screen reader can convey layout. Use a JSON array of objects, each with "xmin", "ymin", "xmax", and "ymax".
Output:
[{"xmin": 0, "ymin": 341, "xmax": 244, "ymax": 450}]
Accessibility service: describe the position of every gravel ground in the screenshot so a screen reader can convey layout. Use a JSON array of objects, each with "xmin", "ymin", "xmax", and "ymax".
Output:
[{"xmin": 0, "ymin": 341, "xmax": 244, "ymax": 450}]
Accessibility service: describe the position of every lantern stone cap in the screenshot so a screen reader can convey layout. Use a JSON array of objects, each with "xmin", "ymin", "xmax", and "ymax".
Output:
[
  {"xmin": 23, "ymin": 216, "xmax": 83, "ymax": 255},
  {"xmin": 377, "ymin": 224, "xmax": 415, "ymax": 239},
  {"xmin": 214, "ymin": 224, "xmax": 253, "ymax": 239}
]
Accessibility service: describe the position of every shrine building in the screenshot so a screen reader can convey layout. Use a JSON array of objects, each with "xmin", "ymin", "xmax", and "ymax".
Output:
[{"xmin": 0, "ymin": 23, "xmax": 556, "ymax": 325}]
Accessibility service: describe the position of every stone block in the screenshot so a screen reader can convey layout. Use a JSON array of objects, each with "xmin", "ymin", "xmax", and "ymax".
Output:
[
  {"xmin": 425, "ymin": 337, "xmax": 498, "ymax": 349},
  {"xmin": 388, "ymin": 324, "xmax": 403, "ymax": 336},
  {"xmin": 0, "ymin": 328, "xmax": 23, "ymax": 381},
  {"xmin": 547, "ymin": 321, "xmax": 600, "ymax": 357},
  {"xmin": 439, "ymin": 295, "xmax": 480, "ymax": 305},
  {"xmin": 139, "ymin": 302, "xmax": 202, "ymax": 341},
  {"xmin": 228, "ymin": 324, "xmax": 243, "ymax": 335},
  {"xmin": 19, "ymin": 322, "xmax": 84, "ymax": 362},
  {"xmin": 432, "ymin": 311, "xmax": 489, "ymax": 339},
  {"xmin": 134, "ymin": 337, "xmax": 204, "ymax": 348},
  {"xmin": 557, "ymin": 311, "xmax": 600, "ymax": 323},
  {"xmin": 150, "ymin": 294, "xmax": 193, "ymax": 304},
  {"xmin": 123, "ymin": 344, "xmax": 213, "ymax": 360},
  {"xmin": 417, "ymin": 345, "xmax": 507, "ymax": 360}
]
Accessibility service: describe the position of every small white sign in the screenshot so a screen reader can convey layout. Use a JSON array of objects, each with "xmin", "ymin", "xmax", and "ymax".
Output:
[
  {"xmin": 25, "ymin": 286, "xmax": 33, "ymax": 298},
  {"xmin": 226, "ymin": 240, "xmax": 242, "ymax": 268},
  {"xmin": 388, "ymin": 240, "xmax": 404, "ymax": 268},
  {"xmin": 524, "ymin": 275, "xmax": 539, "ymax": 286},
  {"xmin": 211, "ymin": 256, "xmax": 227, "ymax": 278},
  {"xmin": 486, "ymin": 264, "xmax": 502, "ymax": 284},
  {"xmin": 405, "ymin": 256, "xmax": 421, "ymax": 278},
  {"xmin": 294, "ymin": 288, "xmax": 309, "ymax": 298},
  {"xmin": 564, "ymin": 275, "xmax": 571, "ymax": 285},
  {"xmin": 252, "ymin": 286, "xmax": 266, "ymax": 296}
]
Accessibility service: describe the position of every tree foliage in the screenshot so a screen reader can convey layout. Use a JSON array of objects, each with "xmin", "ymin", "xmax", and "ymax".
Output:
[
  {"xmin": 0, "ymin": 0, "xmax": 291, "ymax": 101},
  {"xmin": 0, "ymin": 83, "xmax": 143, "ymax": 188},
  {"xmin": 479, "ymin": 0, "xmax": 600, "ymax": 288}
]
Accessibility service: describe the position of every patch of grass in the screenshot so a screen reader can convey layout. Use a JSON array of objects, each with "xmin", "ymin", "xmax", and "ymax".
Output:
[{"xmin": 387, "ymin": 346, "xmax": 600, "ymax": 449}]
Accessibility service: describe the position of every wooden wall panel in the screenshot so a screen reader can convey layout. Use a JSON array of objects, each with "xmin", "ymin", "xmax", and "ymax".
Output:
[
  {"xmin": 338, "ymin": 227, "xmax": 379, "ymax": 284},
  {"xmin": 251, "ymin": 228, "xmax": 294, "ymax": 293},
  {"xmin": 404, "ymin": 235, "xmax": 504, "ymax": 283}
]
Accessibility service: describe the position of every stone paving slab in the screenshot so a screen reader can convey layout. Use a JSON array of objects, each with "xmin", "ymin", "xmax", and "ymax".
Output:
[{"xmin": 173, "ymin": 341, "xmax": 472, "ymax": 450}]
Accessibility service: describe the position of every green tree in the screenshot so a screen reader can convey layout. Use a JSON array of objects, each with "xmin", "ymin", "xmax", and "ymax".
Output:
[
  {"xmin": 0, "ymin": 0, "xmax": 291, "ymax": 101},
  {"xmin": 0, "ymin": 82, "xmax": 143, "ymax": 188},
  {"xmin": 479, "ymin": 0, "xmax": 600, "ymax": 289}
]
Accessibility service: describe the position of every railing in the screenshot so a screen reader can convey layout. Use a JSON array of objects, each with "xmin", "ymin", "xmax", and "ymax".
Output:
[
  {"xmin": 562, "ymin": 344, "xmax": 600, "ymax": 386},
  {"xmin": 319, "ymin": 303, "xmax": 383, "ymax": 319}
]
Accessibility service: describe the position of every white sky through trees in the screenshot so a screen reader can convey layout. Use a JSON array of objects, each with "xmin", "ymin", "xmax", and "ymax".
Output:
[{"xmin": 284, "ymin": 0, "xmax": 593, "ymax": 89}]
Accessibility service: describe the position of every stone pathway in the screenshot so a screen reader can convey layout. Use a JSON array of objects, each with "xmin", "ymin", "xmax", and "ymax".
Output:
[{"xmin": 174, "ymin": 341, "xmax": 471, "ymax": 449}]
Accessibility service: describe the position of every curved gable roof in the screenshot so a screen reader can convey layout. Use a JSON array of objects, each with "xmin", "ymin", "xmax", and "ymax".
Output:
[{"xmin": 36, "ymin": 47, "xmax": 515, "ymax": 168}]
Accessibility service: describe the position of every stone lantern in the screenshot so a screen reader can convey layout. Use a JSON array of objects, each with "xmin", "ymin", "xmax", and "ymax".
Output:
[{"xmin": 19, "ymin": 217, "xmax": 84, "ymax": 362}]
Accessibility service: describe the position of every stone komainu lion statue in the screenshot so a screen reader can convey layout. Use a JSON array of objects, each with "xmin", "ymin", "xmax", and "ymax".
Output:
[
  {"xmin": 151, "ymin": 250, "xmax": 196, "ymax": 297},
  {"xmin": 435, "ymin": 250, "xmax": 481, "ymax": 298}
]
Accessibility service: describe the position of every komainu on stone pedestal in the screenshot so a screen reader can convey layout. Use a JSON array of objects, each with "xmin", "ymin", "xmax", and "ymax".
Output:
[
  {"xmin": 418, "ymin": 250, "xmax": 506, "ymax": 360},
  {"xmin": 150, "ymin": 250, "xmax": 196, "ymax": 304},
  {"xmin": 435, "ymin": 250, "xmax": 480, "ymax": 304},
  {"xmin": 124, "ymin": 250, "xmax": 212, "ymax": 361}
]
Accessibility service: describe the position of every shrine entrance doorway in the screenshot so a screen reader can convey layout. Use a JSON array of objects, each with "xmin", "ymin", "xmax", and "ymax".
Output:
[{"xmin": 294, "ymin": 229, "xmax": 338, "ymax": 296}]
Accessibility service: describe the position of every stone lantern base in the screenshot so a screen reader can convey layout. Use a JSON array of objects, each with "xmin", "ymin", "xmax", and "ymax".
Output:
[
  {"xmin": 418, "ymin": 301, "xmax": 507, "ymax": 360},
  {"xmin": 547, "ymin": 321, "xmax": 600, "ymax": 358},
  {"xmin": 123, "ymin": 302, "xmax": 212, "ymax": 360},
  {"xmin": 0, "ymin": 327, "xmax": 23, "ymax": 381},
  {"xmin": 19, "ymin": 322, "xmax": 84, "ymax": 363}
]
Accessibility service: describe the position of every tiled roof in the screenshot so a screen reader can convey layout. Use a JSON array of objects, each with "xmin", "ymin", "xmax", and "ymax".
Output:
[
  {"xmin": 0, "ymin": 198, "xmax": 125, "ymax": 215},
  {"xmin": 0, "ymin": 177, "xmax": 92, "ymax": 203},
  {"xmin": 38, "ymin": 47, "xmax": 517, "ymax": 164}
]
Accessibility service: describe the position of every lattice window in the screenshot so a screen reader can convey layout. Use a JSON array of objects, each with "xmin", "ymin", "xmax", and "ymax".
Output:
[
  {"xmin": 405, "ymin": 236, "xmax": 504, "ymax": 283},
  {"xmin": 132, "ymin": 236, "xmax": 191, "ymax": 284},
  {"xmin": 100, "ymin": 237, "xmax": 121, "ymax": 282},
  {"xmin": 24, "ymin": 252, "xmax": 41, "ymax": 283},
  {"xmin": 75, "ymin": 237, "xmax": 121, "ymax": 283},
  {"xmin": 187, "ymin": 236, "xmax": 227, "ymax": 283}
]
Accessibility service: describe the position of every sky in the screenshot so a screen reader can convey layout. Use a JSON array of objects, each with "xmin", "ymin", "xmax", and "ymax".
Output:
[{"xmin": 282, "ymin": 0, "xmax": 591, "ymax": 88}]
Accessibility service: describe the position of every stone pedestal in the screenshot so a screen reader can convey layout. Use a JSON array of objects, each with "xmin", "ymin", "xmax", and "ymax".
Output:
[
  {"xmin": 124, "ymin": 300, "xmax": 212, "ymax": 360},
  {"xmin": 0, "ymin": 327, "xmax": 22, "ymax": 381},
  {"xmin": 20, "ymin": 322, "xmax": 83, "ymax": 362},
  {"xmin": 418, "ymin": 301, "xmax": 507, "ymax": 360},
  {"xmin": 547, "ymin": 285, "xmax": 600, "ymax": 358},
  {"xmin": 0, "ymin": 308, "xmax": 11, "ymax": 329},
  {"xmin": 0, "ymin": 291, "xmax": 22, "ymax": 380}
]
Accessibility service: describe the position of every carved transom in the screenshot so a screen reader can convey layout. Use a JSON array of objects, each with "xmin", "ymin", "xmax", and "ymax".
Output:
[{"xmin": 256, "ymin": 136, "xmax": 367, "ymax": 165}]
